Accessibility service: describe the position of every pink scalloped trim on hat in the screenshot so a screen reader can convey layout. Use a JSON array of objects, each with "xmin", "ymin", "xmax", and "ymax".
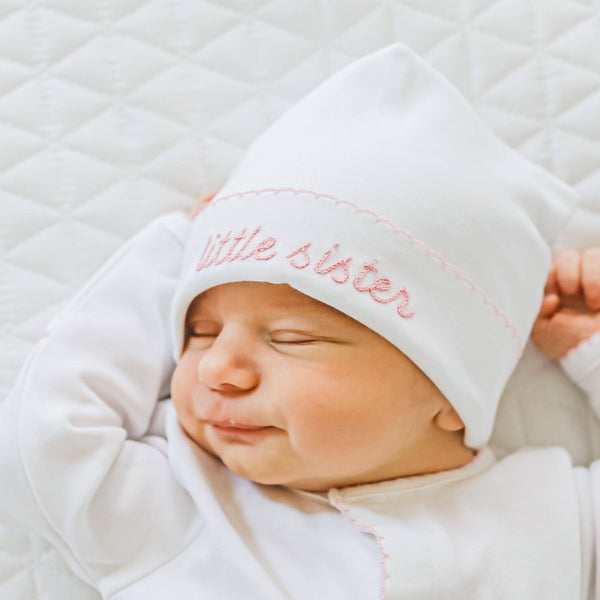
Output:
[
  {"xmin": 207, "ymin": 187, "xmax": 523, "ymax": 359},
  {"xmin": 329, "ymin": 492, "xmax": 390, "ymax": 600}
]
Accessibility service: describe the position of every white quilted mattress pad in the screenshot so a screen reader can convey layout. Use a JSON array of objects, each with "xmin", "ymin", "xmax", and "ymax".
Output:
[{"xmin": 1, "ymin": 1, "xmax": 599, "ymax": 598}]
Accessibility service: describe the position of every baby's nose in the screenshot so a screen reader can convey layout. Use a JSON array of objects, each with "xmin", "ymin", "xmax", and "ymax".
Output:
[{"xmin": 196, "ymin": 328, "xmax": 259, "ymax": 392}]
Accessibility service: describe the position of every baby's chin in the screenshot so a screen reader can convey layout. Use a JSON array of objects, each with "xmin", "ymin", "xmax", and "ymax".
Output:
[
  {"xmin": 181, "ymin": 422, "xmax": 337, "ymax": 491},
  {"xmin": 221, "ymin": 457, "xmax": 339, "ymax": 492},
  {"xmin": 209, "ymin": 447, "xmax": 326, "ymax": 491},
  {"xmin": 215, "ymin": 450, "xmax": 295, "ymax": 486}
]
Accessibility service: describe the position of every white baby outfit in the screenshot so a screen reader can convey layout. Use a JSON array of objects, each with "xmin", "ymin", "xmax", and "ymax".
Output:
[
  {"xmin": 0, "ymin": 210, "xmax": 599, "ymax": 600},
  {"xmin": 1, "ymin": 41, "xmax": 597, "ymax": 600}
]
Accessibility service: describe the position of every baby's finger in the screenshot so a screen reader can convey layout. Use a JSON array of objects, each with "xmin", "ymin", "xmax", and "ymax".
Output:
[
  {"xmin": 538, "ymin": 293, "xmax": 560, "ymax": 318},
  {"xmin": 544, "ymin": 263, "xmax": 558, "ymax": 295},
  {"xmin": 554, "ymin": 249, "xmax": 581, "ymax": 296},
  {"xmin": 582, "ymin": 248, "xmax": 600, "ymax": 310}
]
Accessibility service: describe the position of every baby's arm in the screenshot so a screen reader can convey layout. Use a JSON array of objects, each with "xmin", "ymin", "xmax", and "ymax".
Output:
[
  {"xmin": 531, "ymin": 249, "xmax": 600, "ymax": 599},
  {"xmin": 0, "ymin": 211, "xmax": 200, "ymax": 597}
]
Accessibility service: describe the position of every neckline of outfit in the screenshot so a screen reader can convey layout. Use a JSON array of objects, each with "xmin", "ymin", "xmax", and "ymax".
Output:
[{"xmin": 291, "ymin": 446, "xmax": 496, "ymax": 504}]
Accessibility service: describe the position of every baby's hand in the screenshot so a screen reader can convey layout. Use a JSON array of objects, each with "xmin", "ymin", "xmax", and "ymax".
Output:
[
  {"xmin": 531, "ymin": 249, "xmax": 600, "ymax": 359},
  {"xmin": 188, "ymin": 190, "xmax": 218, "ymax": 219}
]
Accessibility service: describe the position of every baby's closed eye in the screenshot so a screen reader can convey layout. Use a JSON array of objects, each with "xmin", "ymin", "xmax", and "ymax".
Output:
[
  {"xmin": 187, "ymin": 327, "xmax": 319, "ymax": 344},
  {"xmin": 271, "ymin": 337, "xmax": 318, "ymax": 345}
]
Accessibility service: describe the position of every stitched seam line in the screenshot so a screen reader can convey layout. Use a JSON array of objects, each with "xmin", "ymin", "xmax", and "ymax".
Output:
[
  {"xmin": 330, "ymin": 493, "xmax": 390, "ymax": 600},
  {"xmin": 206, "ymin": 187, "xmax": 523, "ymax": 358}
]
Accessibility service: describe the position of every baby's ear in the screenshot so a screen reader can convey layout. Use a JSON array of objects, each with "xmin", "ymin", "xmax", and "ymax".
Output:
[{"xmin": 434, "ymin": 404, "xmax": 465, "ymax": 432}]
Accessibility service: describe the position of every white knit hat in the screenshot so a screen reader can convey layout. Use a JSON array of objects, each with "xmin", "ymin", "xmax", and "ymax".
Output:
[{"xmin": 170, "ymin": 42, "xmax": 579, "ymax": 449}]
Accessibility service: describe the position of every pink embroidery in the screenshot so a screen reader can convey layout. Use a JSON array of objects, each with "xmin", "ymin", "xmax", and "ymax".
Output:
[
  {"xmin": 314, "ymin": 243, "xmax": 352, "ymax": 284},
  {"xmin": 196, "ymin": 226, "xmax": 414, "ymax": 318},
  {"xmin": 330, "ymin": 492, "xmax": 390, "ymax": 600},
  {"xmin": 395, "ymin": 292, "xmax": 414, "ymax": 318},
  {"xmin": 253, "ymin": 237, "xmax": 277, "ymax": 261},
  {"xmin": 223, "ymin": 228, "xmax": 249, "ymax": 263},
  {"xmin": 196, "ymin": 226, "xmax": 278, "ymax": 271},
  {"xmin": 198, "ymin": 227, "xmax": 414, "ymax": 318},
  {"xmin": 353, "ymin": 260, "xmax": 378, "ymax": 292},
  {"xmin": 286, "ymin": 243, "xmax": 312, "ymax": 269},
  {"xmin": 212, "ymin": 230, "xmax": 232, "ymax": 265},
  {"xmin": 196, "ymin": 236, "xmax": 214, "ymax": 270},
  {"xmin": 233, "ymin": 226, "xmax": 262, "ymax": 261},
  {"xmin": 353, "ymin": 260, "xmax": 415, "ymax": 318},
  {"xmin": 204, "ymin": 187, "xmax": 523, "ymax": 359}
]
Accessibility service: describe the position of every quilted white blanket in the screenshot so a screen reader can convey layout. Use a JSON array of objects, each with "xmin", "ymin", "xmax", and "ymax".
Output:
[{"xmin": 1, "ymin": 1, "xmax": 599, "ymax": 598}]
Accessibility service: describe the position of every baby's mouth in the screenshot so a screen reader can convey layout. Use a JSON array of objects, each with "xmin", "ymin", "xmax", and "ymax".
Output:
[
  {"xmin": 209, "ymin": 422, "xmax": 275, "ymax": 439},
  {"xmin": 209, "ymin": 420, "xmax": 266, "ymax": 431}
]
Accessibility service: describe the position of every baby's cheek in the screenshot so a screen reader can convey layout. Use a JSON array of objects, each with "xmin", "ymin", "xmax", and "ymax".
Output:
[
  {"xmin": 170, "ymin": 389, "xmax": 216, "ymax": 456},
  {"xmin": 170, "ymin": 362, "xmax": 186, "ymax": 399},
  {"xmin": 171, "ymin": 352, "xmax": 199, "ymax": 401},
  {"xmin": 285, "ymin": 395, "xmax": 364, "ymax": 461},
  {"xmin": 170, "ymin": 363, "xmax": 198, "ymax": 428}
]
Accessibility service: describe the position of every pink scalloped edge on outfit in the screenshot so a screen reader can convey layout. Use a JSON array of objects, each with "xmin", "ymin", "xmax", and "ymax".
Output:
[{"xmin": 329, "ymin": 491, "xmax": 390, "ymax": 600}]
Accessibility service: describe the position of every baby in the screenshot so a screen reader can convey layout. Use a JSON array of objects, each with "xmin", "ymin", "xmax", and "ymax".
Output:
[
  {"xmin": 2, "ymin": 42, "xmax": 600, "ymax": 600},
  {"xmin": 176, "ymin": 195, "xmax": 600, "ymax": 493}
]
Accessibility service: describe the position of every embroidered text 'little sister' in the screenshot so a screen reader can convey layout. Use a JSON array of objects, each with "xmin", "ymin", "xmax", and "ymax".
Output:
[{"xmin": 196, "ymin": 226, "xmax": 414, "ymax": 318}]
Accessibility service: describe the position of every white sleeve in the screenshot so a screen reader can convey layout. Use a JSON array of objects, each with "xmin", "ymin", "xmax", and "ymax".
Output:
[
  {"xmin": 560, "ymin": 331, "xmax": 600, "ymax": 600},
  {"xmin": 560, "ymin": 331, "xmax": 600, "ymax": 421},
  {"xmin": 0, "ymin": 211, "xmax": 202, "ymax": 598}
]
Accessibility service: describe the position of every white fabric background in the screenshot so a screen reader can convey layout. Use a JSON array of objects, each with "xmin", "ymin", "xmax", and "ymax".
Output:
[{"xmin": 1, "ymin": 0, "xmax": 599, "ymax": 597}]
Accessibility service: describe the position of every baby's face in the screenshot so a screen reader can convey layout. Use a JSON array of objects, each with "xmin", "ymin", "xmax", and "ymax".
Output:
[{"xmin": 171, "ymin": 281, "xmax": 469, "ymax": 492}]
